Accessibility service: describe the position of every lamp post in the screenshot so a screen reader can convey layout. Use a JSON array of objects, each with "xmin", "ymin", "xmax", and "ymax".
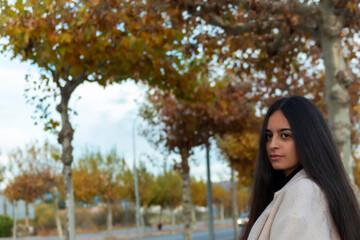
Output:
[
  {"xmin": 132, "ymin": 117, "xmax": 141, "ymax": 238},
  {"xmin": 206, "ymin": 144, "xmax": 215, "ymax": 240}
]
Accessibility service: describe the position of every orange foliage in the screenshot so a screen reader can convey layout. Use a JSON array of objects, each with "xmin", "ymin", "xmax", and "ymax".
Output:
[
  {"xmin": 217, "ymin": 132, "xmax": 258, "ymax": 186},
  {"xmin": 141, "ymin": 80, "xmax": 259, "ymax": 159},
  {"xmin": 190, "ymin": 179, "xmax": 206, "ymax": 207},
  {"xmin": 212, "ymin": 184, "xmax": 227, "ymax": 205},
  {"xmin": 5, "ymin": 141, "xmax": 61, "ymax": 203},
  {"xmin": 4, "ymin": 169, "xmax": 57, "ymax": 203},
  {"xmin": 72, "ymin": 149, "xmax": 130, "ymax": 204}
]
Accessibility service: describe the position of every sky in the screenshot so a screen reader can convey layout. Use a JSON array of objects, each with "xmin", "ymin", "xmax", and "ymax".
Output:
[{"xmin": 0, "ymin": 54, "xmax": 232, "ymax": 187}]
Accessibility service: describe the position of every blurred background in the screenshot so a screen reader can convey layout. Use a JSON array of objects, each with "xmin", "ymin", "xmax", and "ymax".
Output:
[{"xmin": 0, "ymin": 0, "xmax": 360, "ymax": 240}]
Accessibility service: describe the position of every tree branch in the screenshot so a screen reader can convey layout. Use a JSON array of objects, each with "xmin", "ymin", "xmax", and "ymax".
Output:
[
  {"xmin": 51, "ymin": 71, "xmax": 62, "ymax": 90},
  {"xmin": 323, "ymin": 0, "xmax": 340, "ymax": 9},
  {"xmin": 185, "ymin": 0, "xmax": 320, "ymax": 18},
  {"xmin": 67, "ymin": 72, "xmax": 87, "ymax": 95},
  {"xmin": 295, "ymin": 21, "xmax": 322, "ymax": 40},
  {"xmin": 207, "ymin": 13, "xmax": 281, "ymax": 35},
  {"xmin": 229, "ymin": 0, "xmax": 319, "ymax": 17},
  {"xmin": 187, "ymin": 0, "xmax": 321, "ymax": 38}
]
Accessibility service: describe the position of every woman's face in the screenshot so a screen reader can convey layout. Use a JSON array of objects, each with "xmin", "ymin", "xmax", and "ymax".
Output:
[{"xmin": 265, "ymin": 110, "xmax": 299, "ymax": 176}]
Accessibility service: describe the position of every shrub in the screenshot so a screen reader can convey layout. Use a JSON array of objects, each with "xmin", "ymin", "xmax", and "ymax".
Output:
[
  {"xmin": 34, "ymin": 203, "xmax": 57, "ymax": 231},
  {"xmin": 91, "ymin": 206, "xmax": 107, "ymax": 228},
  {"xmin": 0, "ymin": 214, "xmax": 13, "ymax": 237},
  {"xmin": 75, "ymin": 208, "xmax": 97, "ymax": 231}
]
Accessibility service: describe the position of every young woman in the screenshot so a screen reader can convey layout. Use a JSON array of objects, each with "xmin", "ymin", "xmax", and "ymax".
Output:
[{"xmin": 241, "ymin": 96, "xmax": 360, "ymax": 240}]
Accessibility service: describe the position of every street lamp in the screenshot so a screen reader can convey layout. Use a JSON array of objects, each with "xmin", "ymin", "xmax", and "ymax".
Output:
[
  {"xmin": 132, "ymin": 117, "xmax": 142, "ymax": 238},
  {"xmin": 206, "ymin": 144, "xmax": 215, "ymax": 240}
]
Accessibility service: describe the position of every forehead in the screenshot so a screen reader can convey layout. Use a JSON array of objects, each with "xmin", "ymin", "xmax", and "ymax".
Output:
[{"xmin": 266, "ymin": 110, "xmax": 290, "ymax": 130}]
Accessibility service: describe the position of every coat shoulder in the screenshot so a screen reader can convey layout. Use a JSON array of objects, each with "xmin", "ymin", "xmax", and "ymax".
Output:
[{"xmin": 279, "ymin": 173, "xmax": 327, "ymax": 214}]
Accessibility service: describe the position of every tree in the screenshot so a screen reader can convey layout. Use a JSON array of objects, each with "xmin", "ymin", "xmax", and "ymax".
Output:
[
  {"xmin": 216, "ymin": 132, "xmax": 259, "ymax": 186},
  {"xmin": 212, "ymin": 184, "xmax": 227, "ymax": 221},
  {"xmin": 141, "ymin": 87, "xmax": 217, "ymax": 240},
  {"xmin": 191, "ymin": 178, "xmax": 207, "ymax": 207},
  {"xmin": 4, "ymin": 171, "xmax": 57, "ymax": 222},
  {"xmin": 0, "ymin": 148, "xmax": 4, "ymax": 185},
  {"xmin": 0, "ymin": 1, "xmax": 199, "ymax": 239},
  {"xmin": 237, "ymin": 186, "xmax": 251, "ymax": 213},
  {"xmin": 216, "ymin": 131, "xmax": 259, "ymax": 238},
  {"xmin": 140, "ymin": 78, "xmax": 258, "ymax": 239},
  {"xmin": 190, "ymin": 178, "xmax": 206, "ymax": 225},
  {"xmin": 73, "ymin": 148, "xmax": 129, "ymax": 236},
  {"xmin": 0, "ymin": 164, "xmax": 4, "ymax": 185},
  {"xmin": 124, "ymin": 161, "xmax": 156, "ymax": 227},
  {"xmin": 5, "ymin": 141, "xmax": 61, "ymax": 239},
  {"xmin": 6, "ymin": 141, "xmax": 61, "ymax": 226},
  {"xmin": 190, "ymin": 179, "xmax": 228, "ymax": 222},
  {"xmin": 163, "ymin": 0, "xmax": 360, "ymax": 178},
  {"xmin": 153, "ymin": 169, "xmax": 182, "ymax": 231},
  {"xmin": 72, "ymin": 156, "xmax": 101, "ymax": 204}
]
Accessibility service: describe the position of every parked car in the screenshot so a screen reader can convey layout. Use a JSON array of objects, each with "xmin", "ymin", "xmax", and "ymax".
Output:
[{"xmin": 237, "ymin": 213, "xmax": 249, "ymax": 226}]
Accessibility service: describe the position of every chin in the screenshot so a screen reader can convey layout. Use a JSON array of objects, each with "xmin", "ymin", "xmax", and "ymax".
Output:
[{"xmin": 270, "ymin": 164, "xmax": 284, "ymax": 171}]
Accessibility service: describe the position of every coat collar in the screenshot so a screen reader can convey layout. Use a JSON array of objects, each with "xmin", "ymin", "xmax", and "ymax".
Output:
[{"xmin": 274, "ymin": 169, "xmax": 307, "ymax": 197}]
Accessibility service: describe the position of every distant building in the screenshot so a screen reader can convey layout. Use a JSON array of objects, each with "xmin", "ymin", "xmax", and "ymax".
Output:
[{"xmin": 0, "ymin": 193, "xmax": 35, "ymax": 220}]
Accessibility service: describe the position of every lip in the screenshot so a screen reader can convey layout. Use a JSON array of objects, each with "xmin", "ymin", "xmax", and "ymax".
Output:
[{"xmin": 269, "ymin": 154, "xmax": 283, "ymax": 160}]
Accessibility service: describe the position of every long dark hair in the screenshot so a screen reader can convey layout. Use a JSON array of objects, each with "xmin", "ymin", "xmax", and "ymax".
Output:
[{"xmin": 241, "ymin": 96, "xmax": 360, "ymax": 240}]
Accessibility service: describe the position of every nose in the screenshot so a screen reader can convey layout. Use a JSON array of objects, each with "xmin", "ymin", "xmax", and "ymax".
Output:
[{"xmin": 269, "ymin": 136, "xmax": 279, "ymax": 149}]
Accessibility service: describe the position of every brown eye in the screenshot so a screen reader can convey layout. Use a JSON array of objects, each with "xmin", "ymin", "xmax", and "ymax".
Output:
[
  {"xmin": 265, "ymin": 133, "xmax": 273, "ymax": 141},
  {"xmin": 281, "ymin": 133, "xmax": 291, "ymax": 138}
]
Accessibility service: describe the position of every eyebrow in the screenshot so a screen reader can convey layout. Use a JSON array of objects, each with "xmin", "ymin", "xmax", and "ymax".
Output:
[{"xmin": 266, "ymin": 128, "xmax": 292, "ymax": 132}]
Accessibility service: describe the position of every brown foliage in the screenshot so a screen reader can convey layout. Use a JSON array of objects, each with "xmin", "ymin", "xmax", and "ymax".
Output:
[
  {"xmin": 159, "ymin": 0, "xmax": 360, "ymax": 183},
  {"xmin": 4, "ymin": 169, "xmax": 57, "ymax": 203},
  {"xmin": 5, "ymin": 141, "xmax": 60, "ymax": 203},
  {"xmin": 141, "ymin": 80, "xmax": 259, "ymax": 158}
]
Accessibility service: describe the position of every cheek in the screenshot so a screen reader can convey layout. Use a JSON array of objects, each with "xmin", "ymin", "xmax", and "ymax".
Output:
[
  {"xmin": 265, "ymin": 143, "xmax": 270, "ymax": 154},
  {"xmin": 290, "ymin": 144, "xmax": 299, "ymax": 163}
]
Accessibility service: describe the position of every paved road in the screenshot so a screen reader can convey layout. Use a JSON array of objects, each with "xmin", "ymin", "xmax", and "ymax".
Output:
[
  {"xmin": 1, "ymin": 219, "xmax": 239, "ymax": 240},
  {"xmin": 130, "ymin": 227, "xmax": 238, "ymax": 240}
]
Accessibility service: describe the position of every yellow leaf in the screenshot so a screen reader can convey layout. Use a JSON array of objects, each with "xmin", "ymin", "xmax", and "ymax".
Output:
[{"xmin": 59, "ymin": 33, "xmax": 72, "ymax": 43}]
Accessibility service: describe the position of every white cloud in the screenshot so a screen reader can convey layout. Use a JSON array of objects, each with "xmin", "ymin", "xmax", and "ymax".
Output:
[
  {"xmin": 0, "ymin": 54, "xmax": 221, "ymax": 187},
  {"xmin": 72, "ymin": 80, "xmax": 145, "ymax": 125},
  {"xmin": 190, "ymin": 158, "xmax": 231, "ymax": 182}
]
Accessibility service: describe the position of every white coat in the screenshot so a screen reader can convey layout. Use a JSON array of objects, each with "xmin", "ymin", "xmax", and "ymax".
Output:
[{"xmin": 248, "ymin": 170, "xmax": 340, "ymax": 240}]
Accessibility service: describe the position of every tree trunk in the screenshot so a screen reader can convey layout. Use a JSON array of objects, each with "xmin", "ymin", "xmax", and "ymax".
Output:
[
  {"xmin": 171, "ymin": 207, "xmax": 175, "ymax": 234},
  {"xmin": 220, "ymin": 201, "xmax": 224, "ymax": 222},
  {"xmin": 57, "ymin": 97, "xmax": 76, "ymax": 240},
  {"xmin": 141, "ymin": 207, "xmax": 145, "ymax": 229},
  {"xmin": 107, "ymin": 199, "xmax": 113, "ymax": 236},
  {"xmin": 191, "ymin": 205, "xmax": 196, "ymax": 225},
  {"xmin": 3, "ymin": 198, "xmax": 7, "ymax": 216},
  {"xmin": 180, "ymin": 152, "xmax": 192, "ymax": 240},
  {"xmin": 52, "ymin": 190, "xmax": 64, "ymax": 240},
  {"xmin": 157, "ymin": 207, "xmax": 163, "ymax": 231},
  {"xmin": 158, "ymin": 206, "xmax": 163, "ymax": 224},
  {"xmin": 25, "ymin": 202, "xmax": 29, "ymax": 228},
  {"xmin": 231, "ymin": 167, "xmax": 239, "ymax": 240},
  {"xmin": 320, "ymin": 3, "xmax": 353, "ymax": 179},
  {"xmin": 12, "ymin": 201, "xmax": 17, "ymax": 240},
  {"xmin": 62, "ymin": 164, "xmax": 75, "ymax": 240}
]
